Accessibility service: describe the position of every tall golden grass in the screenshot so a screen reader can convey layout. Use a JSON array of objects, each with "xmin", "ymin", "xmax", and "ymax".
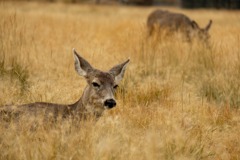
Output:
[{"xmin": 0, "ymin": 1, "xmax": 240, "ymax": 159}]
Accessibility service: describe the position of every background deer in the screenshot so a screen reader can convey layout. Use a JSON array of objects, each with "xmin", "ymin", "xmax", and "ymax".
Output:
[
  {"xmin": 0, "ymin": 49, "xmax": 130, "ymax": 121},
  {"xmin": 147, "ymin": 9, "xmax": 212, "ymax": 42}
]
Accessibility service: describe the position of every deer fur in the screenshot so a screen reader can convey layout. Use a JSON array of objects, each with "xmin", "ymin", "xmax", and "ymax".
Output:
[
  {"xmin": 0, "ymin": 49, "xmax": 130, "ymax": 121},
  {"xmin": 147, "ymin": 9, "xmax": 212, "ymax": 42}
]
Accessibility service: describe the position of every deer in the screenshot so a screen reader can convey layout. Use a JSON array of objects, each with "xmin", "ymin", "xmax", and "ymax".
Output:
[
  {"xmin": 0, "ymin": 49, "xmax": 130, "ymax": 122},
  {"xmin": 147, "ymin": 9, "xmax": 212, "ymax": 42}
]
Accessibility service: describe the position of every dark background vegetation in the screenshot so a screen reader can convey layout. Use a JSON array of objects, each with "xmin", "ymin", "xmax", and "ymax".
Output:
[{"xmin": 3, "ymin": 0, "xmax": 240, "ymax": 9}]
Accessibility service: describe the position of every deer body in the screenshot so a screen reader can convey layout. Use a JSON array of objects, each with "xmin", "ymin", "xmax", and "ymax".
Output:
[
  {"xmin": 147, "ymin": 9, "xmax": 212, "ymax": 42},
  {"xmin": 0, "ymin": 49, "xmax": 130, "ymax": 121}
]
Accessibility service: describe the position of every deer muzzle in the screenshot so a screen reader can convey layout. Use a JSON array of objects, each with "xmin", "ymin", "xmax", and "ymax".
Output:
[{"xmin": 104, "ymin": 99, "xmax": 116, "ymax": 109}]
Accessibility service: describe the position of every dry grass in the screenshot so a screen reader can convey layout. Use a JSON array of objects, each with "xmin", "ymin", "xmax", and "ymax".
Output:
[{"xmin": 0, "ymin": 1, "xmax": 240, "ymax": 159}]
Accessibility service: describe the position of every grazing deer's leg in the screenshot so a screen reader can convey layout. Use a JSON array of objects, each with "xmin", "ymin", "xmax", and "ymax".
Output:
[
  {"xmin": 148, "ymin": 26, "xmax": 154, "ymax": 37},
  {"xmin": 185, "ymin": 30, "xmax": 192, "ymax": 43}
]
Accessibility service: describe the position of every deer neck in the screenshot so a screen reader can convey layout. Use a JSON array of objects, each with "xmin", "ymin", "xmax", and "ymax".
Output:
[{"xmin": 71, "ymin": 86, "xmax": 104, "ymax": 119}]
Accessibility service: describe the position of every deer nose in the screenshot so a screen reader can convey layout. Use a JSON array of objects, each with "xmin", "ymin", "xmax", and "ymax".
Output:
[{"xmin": 104, "ymin": 99, "xmax": 116, "ymax": 109}]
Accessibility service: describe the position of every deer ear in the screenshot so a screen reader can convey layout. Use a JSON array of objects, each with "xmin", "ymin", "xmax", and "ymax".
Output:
[
  {"xmin": 109, "ymin": 59, "xmax": 130, "ymax": 84},
  {"xmin": 191, "ymin": 20, "xmax": 199, "ymax": 29},
  {"xmin": 73, "ymin": 48, "xmax": 93, "ymax": 77},
  {"xmin": 205, "ymin": 20, "xmax": 212, "ymax": 31}
]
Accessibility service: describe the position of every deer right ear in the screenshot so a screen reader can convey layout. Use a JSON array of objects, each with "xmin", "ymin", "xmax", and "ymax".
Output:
[
  {"xmin": 109, "ymin": 59, "xmax": 130, "ymax": 84},
  {"xmin": 205, "ymin": 20, "xmax": 212, "ymax": 31},
  {"xmin": 73, "ymin": 48, "xmax": 93, "ymax": 77}
]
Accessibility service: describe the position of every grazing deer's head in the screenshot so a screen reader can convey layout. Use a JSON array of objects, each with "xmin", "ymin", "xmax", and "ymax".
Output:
[
  {"xmin": 191, "ymin": 20, "xmax": 212, "ymax": 42},
  {"xmin": 73, "ymin": 49, "xmax": 130, "ymax": 117}
]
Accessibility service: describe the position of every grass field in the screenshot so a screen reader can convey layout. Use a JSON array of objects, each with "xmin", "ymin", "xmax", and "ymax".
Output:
[{"xmin": 0, "ymin": 1, "xmax": 240, "ymax": 159}]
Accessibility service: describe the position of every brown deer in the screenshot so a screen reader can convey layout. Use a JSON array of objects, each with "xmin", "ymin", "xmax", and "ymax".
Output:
[
  {"xmin": 0, "ymin": 49, "xmax": 130, "ymax": 121},
  {"xmin": 147, "ymin": 9, "xmax": 212, "ymax": 42}
]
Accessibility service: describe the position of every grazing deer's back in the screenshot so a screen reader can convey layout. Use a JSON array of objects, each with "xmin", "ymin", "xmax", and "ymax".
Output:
[
  {"xmin": 147, "ymin": 10, "xmax": 167, "ymax": 27},
  {"xmin": 147, "ymin": 10, "xmax": 192, "ymax": 31}
]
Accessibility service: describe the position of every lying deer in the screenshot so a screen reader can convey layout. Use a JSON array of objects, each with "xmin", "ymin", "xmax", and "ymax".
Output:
[
  {"xmin": 0, "ymin": 49, "xmax": 130, "ymax": 121},
  {"xmin": 147, "ymin": 9, "xmax": 212, "ymax": 42}
]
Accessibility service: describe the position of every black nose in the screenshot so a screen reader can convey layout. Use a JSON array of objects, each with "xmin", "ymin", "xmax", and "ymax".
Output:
[{"xmin": 104, "ymin": 99, "xmax": 116, "ymax": 109}]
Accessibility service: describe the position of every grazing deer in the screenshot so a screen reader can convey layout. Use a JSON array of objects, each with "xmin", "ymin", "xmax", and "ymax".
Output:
[
  {"xmin": 147, "ymin": 9, "xmax": 212, "ymax": 42},
  {"xmin": 0, "ymin": 49, "xmax": 130, "ymax": 121}
]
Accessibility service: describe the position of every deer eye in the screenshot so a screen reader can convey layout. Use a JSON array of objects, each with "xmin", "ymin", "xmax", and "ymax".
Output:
[
  {"xmin": 113, "ymin": 85, "xmax": 118, "ymax": 89},
  {"xmin": 92, "ymin": 82, "xmax": 100, "ymax": 88}
]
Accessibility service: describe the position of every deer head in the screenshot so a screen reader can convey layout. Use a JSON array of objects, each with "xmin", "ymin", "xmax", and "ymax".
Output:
[
  {"xmin": 191, "ymin": 20, "xmax": 213, "ymax": 42},
  {"xmin": 73, "ymin": 49, "xmax": 130, "ymax": 117}
]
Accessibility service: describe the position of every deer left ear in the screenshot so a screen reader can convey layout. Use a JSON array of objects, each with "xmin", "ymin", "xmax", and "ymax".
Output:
[
  {"xmin": 73, "ymin": 48, "xmax": 94, "ymax": 77},
  {"xmin": 109, "ymin": 59, "xmax": 130, "ymax": 84}
]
